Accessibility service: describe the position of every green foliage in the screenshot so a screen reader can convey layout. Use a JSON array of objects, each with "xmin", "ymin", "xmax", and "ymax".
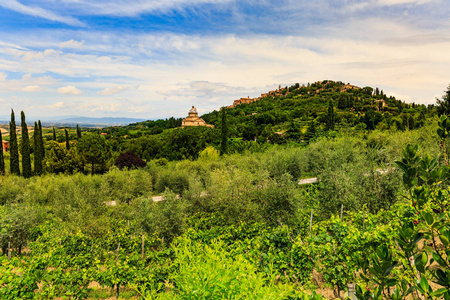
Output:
[
  {"xmin": 43, "ymin": 141, "xmax": 83, "ymax": 174},
  {"xmin": 125, "ymin": 135, "xmax": 163, "ymax": 161},
  {"xmin": 0, "ymin": 204, "xmax": 44, "ymax": 255},
  {"xmin": 165, "ymin": 238, "xmax": 297, "ymax": 299},
  {"xmin": 356, "ymin": 139, "xmax": 450, "ymax": 299},
  {"xmin": 154, "ymin": 168, "xmax": 190, "ymax": 196},
  {"xmin": 65, "ymin": 128, "xmax": 70, "ymax": 150},
  {"xmin": 76, "ymin": 124, "xmax": 82, "ymax": 140},
  {"xmin": 38, "ymin": 121, "xmax": 44, "ymax": 160},
  {"xmin": 326, "ymin": 100, "xmax": 335, "ymax": 131},
  {"xmin": 3, "ymin": 114, "xmax": 450, "ymax": 299},
  {"xmin": 198, "ymin": 145, "xmax": 220, "ymax": 161},
  {"xmin": 0, "ymin": 129, "xmax": 4, "ymax": 175},
  {"xmin": 437, "ymin": 84, "xmax": 450, "ymax": 116},
  {"xmin": 162, "ymin": 126, "xmax": 219, "ymax": 160},
  {"xmin": 220, "ymin": 107, "xmax": 229, "ymax": 155},
  {"xmin": 77, "ymin": 134, "xmax": 112, "ymax": 175},
  {"xmin": 263, "ymin": 146, "xmax": 305, "ymax": 179}
]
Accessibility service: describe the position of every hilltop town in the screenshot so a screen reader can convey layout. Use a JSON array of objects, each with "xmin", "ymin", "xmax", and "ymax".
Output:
[{"xmin": 227, "ymin": 81, "xmax": 360, "ymax": 108}]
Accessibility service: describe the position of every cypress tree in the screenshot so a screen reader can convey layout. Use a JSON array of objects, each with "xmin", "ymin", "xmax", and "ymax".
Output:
[
  {"xmin": 20, "ymin": 111, "xmax": 31, "ymax": 178},
  {"xmin": 65, "ymin": 129, "xmax": 70, "ymax": 150},
  {"xmin": 34, "ymin": 122, "xmax": 42, "ymax": 175},
  {"xmin": 38, "ymin": 121, "xmax": 45, "ymax": 159},
  {"xmin": 306, "ymin": 120, "xmax": 317, "ymax": 140},
  {"xmin": 326, "ymin": 100, "xmax": 335, "ymax": 131},
  {"xmin": 0, "ymin": 129, "xmax": 4, "ymax": 175},
  {"xmin": 220, "ymin": 107, "xmax": 228, "ymax": 155},
  {"xmin": 53, "ymin": 127, "xmax": 56, "ymax": 141},
  {"xmin": 9, "ymin": 110, "xmax": 20, "ymax": 175},
  {"xmin": 77, "ymin": 124, "xmax": 82, "ymax": 140}
]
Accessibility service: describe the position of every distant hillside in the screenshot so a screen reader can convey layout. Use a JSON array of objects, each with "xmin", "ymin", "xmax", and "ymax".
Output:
[
  {"xmin": 0, "ymin": 116, "xmax": 147, "ymax": 127},
  {"xmin": 58, "ymin": 117, "xmax": 147, "ymax": 126}
]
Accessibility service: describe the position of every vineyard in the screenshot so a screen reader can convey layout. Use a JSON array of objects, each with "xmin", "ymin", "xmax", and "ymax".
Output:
[{"xmin": 1, "ymin": 118, "xmax": 450, "ymax": 299}]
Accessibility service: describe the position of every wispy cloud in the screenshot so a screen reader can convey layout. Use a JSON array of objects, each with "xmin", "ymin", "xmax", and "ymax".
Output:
[
  {"xmin": 47, "ymin": 0, "xmax": 234, "ymax": 17},
  {"xmin": 97, "ymin": 85, "xmax": 130, "ymax": 95},
  {"xmin": 376, "ymin": 0, "xmax": 435, "ymax": 5},
  {"xmin": 0, "ymin": 0, "xmax": 85, "ymax": 26}
]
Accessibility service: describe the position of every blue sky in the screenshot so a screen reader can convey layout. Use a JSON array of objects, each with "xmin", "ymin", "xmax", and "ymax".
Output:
[{"xmin": 0, "ymin": 0, "xmax": 449, "ymax": 119}]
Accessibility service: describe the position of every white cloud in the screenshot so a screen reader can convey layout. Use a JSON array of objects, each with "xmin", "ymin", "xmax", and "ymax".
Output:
[
  {"xmin": 43, "ymin": 101, "xmax": 64, "ymax": 109},
  {"xmin": 157, "ymin": 81, "xmax": 246, "ymax": 99},
  {"xmin": 60, "ymin": 39, "xmax": 85, "ymax": 48},
  {"xmin": 0, "ymin": 0, "xmax": 84, "ymax": 26},
  {"xmin": 97, "ymin": 85, "xmax": 130, "ymax": 95},
  {"xmin": 89, "ymin": 103, "xmax": 122, "ymax": 112},
  {"xmin": 22, "ymin": 51, "xmax": 44, "ymax": 61},
  {"xmin": 23, "ymin": 85, "xmax": 42, "ymax": 92},
  {"xmin": 57, "ymin": 86, "xmax": 82, "ymax": 95},
  {"xmin": 0, "ymin": 72, "xmax": 6, "ymax": 81}
]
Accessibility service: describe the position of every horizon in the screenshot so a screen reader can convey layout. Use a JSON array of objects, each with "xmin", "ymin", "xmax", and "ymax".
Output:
[{"xmin": 0, "ymin": 0, "xmax": 449, "ymax": 119}]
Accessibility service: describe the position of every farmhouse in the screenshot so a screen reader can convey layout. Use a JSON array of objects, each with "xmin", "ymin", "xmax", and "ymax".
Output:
[
  {"xmin": 181, "ymin": 106, "xmax": 214, "ymax": 128},
  {"xmin": 2, "ymin": 140, "xmax": 9, "ymax": 152}
]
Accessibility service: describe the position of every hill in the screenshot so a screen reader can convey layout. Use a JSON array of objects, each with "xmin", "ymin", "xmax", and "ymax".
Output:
[{"xmin": 202, "ymin": 79, "xmax": 429, "ymax": 139}]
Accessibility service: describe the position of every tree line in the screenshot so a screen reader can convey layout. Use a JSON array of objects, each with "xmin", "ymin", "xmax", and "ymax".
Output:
[{"xmin": 0, "ymin": 109, "xmax": 113, "ymax": 177}]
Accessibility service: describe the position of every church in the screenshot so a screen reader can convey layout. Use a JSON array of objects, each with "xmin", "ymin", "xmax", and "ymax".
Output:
[{"xmin": 181, "ymin": 106, "xmax": 214, "ymax": 128}]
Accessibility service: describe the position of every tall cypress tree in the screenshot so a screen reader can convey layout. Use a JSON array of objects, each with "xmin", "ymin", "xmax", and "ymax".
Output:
[
  {"xmin": 326, "ymin": 100, "xmax": 335, "ymax": 131},
  {"xmin": 38, "ymin": 121, "xmax": 45, "ymax": 159},
  {"xmin": 20, "ymin": 111, "xmax": 31, "ymax": 178},
  {"xmin": 77, "ymin": 124, "xmax": 82, "ymax": 140},
  {"xmin": 65, "ymin": 129, "xmax": 70, "ymax": 150},
  {"xmin": 220, "ymin": 107, "xmax": 228, "ymax": 155},
  {"xmin": 34, "ymin": 122, "xmax": 42, "ymax": 175},
  {"xmin": 53, "ymin": 127, "xmax": 57, "ymax": 141},
  {"xmin": 0, "ymin": 129, "xmax": 4, "ymax": 175},
  {"xmin": 9, "ymin": 110, "xmax": 20, "ymax": 175}
]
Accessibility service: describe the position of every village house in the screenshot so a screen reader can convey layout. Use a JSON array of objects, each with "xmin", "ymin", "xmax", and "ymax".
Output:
[
  {"xmin": 181, "ymin": 106, "xmax": 214, "ymax": 128},
  {"xmin": 374, "ymin": 99, "xmax": 387, "ymax": 111},
  {"xmin": 2, "ymin": 140, "xmax": 9, "ymax": 152}
]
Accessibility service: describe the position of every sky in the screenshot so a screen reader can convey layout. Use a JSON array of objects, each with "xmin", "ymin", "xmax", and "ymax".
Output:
[{"xmin": 0, "ymin": 0, "xmax": 449, "ymax": 119}]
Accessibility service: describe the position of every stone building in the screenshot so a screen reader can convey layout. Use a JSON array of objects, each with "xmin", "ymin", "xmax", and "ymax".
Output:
[
  {"xmin": 2, "ymin": 140, "xmax": 9, "ymax": 152},
  {"xmin": 181, "ymin": 106, "xmax": 214, "ymax": 128}
]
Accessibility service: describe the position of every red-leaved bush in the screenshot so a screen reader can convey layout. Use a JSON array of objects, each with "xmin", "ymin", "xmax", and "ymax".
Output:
[{"xmin": 114, "ymin": 151, "xmax": 147, "ymax": 169}]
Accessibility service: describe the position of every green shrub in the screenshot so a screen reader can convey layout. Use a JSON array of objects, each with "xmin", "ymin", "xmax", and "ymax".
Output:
[
  {"xmin": 165, "ymin": 238, "xmax": 297, "ymax": 299},
  {"xmin": 262, "ymin": 146, "xmax": 305, "ymax": 179},
  {"xmin": 154, "ymin": 169, "xmax": 190, "ymax": 195}
]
